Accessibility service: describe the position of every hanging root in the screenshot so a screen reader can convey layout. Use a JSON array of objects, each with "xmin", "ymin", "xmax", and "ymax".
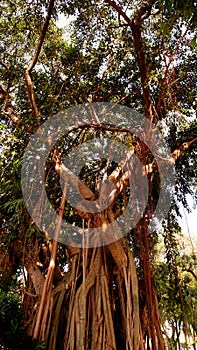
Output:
[{"xmin": 44, "ymin": 239, "xmax": 146, "ymax": 350}]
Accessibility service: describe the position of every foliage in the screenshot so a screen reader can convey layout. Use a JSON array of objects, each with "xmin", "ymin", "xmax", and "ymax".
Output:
[
  {"xmin": 154, "ymin": 214, "xmax": 197, "ymax": 348},
  {"xmin": 0, "ymin": 278, "xmax": 44, "ymax": 350}
]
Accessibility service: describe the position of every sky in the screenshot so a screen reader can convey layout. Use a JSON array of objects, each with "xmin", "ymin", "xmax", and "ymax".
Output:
[{"xmin": 178, "ymin": 196, "xmax": 197, "ymax": 238}]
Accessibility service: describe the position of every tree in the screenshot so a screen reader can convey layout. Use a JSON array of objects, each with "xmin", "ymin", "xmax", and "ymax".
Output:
[
  {"xmin": 154, "ymin": 215, "xmax": 197, "ymax": 349},
  {"xmin": 0, "ymin": 0, "xmax": 196, "ymax": 349}
]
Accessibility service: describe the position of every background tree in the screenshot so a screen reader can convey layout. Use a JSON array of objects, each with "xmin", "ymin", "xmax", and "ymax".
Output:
[{"xmin": 155, "ymin": 214, "xmax": 197, "ymax": 349}]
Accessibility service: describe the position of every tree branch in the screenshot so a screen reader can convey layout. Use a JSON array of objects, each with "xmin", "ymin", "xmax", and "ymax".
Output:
[
  {"xmin": 25, "ymin": 0, "xmax": 55, "ymax": 118},
  {"xmin": 171, "ymin": 137, "xmax": 197, "ymax": 162},
  {"xmin": 105, "ymin": 0, "xmax": 156, "ymax": 121},
  {"xmin": 105, "ymin": 0, "xmax": 132, "ymax": 24},
  {"xmin": 185, "ymin": 269, "xmax": 197, "ymax": 281},
  {"xmin": 133, "ymin": 0, "xmax": 157, "ymax": 23},
  {"xmin": 156, "ymin": 24, "xmax": 191, "ymax": 115},
  {"xmin": 130, "ymin": 23, "xmax": 153, "ymax": 121},
  {"xmin": 54, "ymin": 149, "xmax": 133, "ymax": 218},
  {"xmin": 58, "ymin": 163, "xmax": 97, "ymax": 201},
  {"xmin": 0, "ymin": 85, "xmax": 23, "ymax": 126}
]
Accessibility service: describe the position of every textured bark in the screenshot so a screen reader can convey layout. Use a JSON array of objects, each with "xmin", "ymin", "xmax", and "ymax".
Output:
[{"xmin": 25, "ymin": 263, "xmax": 45, "ymax": 297}]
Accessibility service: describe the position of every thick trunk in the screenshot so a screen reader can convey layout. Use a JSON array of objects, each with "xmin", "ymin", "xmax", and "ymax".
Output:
[
  {"xmin": 25, "ymin": 263, "xmax": 45, "ymax": 296},
  {"xmin": 45, "ymin": 242, "xmax": 145, "ymax": 350}
]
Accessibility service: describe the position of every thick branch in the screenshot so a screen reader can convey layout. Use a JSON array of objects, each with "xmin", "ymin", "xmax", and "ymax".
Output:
[
  {"xmin": 131, "ymin": 2, "xmax": 157, "ymax": 121},
  {"xmin": 131, "ymin": 23, "xmax": 153, "ymax": 121},
  {"xmin": 25, "ymin": 262, "xmax": 45, "ymax": 296},
  {"xmin": 144, "ymin": 137, "xmax": 197, "ymax": 175},
  {"xmin": 56, "ymin": 163, "xmax": 97, "ymax": 201},
  {"xmin": 55, "ymin": 149, "xmax": 133, "ymax": 210},
  {"xmin": 105, "ymin": 0, "xmax": 155, "ymax": 121},
  {"xmin": 25, "ymin": 0, "xmax": 55, "ymax": 118}
]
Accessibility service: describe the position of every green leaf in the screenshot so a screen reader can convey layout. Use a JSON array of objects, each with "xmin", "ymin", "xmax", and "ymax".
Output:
[
  {"xmin": 160, "ymin": 22, "xmax": 170, "ymax": 37},
  {"xmin": 190, "ymin": 37, "xmax": 196, "ymax": 49}
]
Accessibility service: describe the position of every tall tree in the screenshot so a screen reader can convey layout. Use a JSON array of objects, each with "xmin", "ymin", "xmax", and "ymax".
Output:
[{"xmin": 0, "ymin": 0, "xmax": 196, "ymax": 349}]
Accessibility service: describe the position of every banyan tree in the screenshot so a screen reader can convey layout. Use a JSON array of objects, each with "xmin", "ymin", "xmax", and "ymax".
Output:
[{"xmin": 0, "ymin": 0, "xmax": 196, "ymax": 349}]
